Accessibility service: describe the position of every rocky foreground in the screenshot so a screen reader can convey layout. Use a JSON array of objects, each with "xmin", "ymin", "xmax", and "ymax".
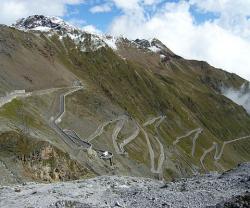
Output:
[{"xmin": 0, "ymin": 163, "xmax": 249, "ymax": 208}]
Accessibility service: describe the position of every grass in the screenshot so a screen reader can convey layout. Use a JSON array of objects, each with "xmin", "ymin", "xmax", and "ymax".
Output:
[
  {"xmin": 0, "ymin": 99, "xmax": 23, "ymax": 118},
  {"xmin": 2, "ymin": 28, "xmax": 249, "ymax": 177},
  {"xmin": 0, "ymin": 98, "xmax": 44, "ymax": 130}
]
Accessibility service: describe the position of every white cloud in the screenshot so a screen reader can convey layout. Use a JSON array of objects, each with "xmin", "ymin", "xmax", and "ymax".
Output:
[
  {"xmin": 82, "ymin": 25, "xmax": 103, "ymax": 35},
  {"xmin": 111, "ymin": 0, "xmax": 159, "ymax": 11},
  {"xmin": 143, "ymin": 0, "xmax": 158, "ymax": 5},
  {"xmin": 191, "ymin": 0, "xmax": 250, "ymax": 15},
  {"xmin": 222, "ymin": 83, "xmax": 250, "ymax": 114},
  {"xmin": 90, "ymin": 4, "xmax": 112, "ymax": 13},
  {"xmin": 109, "ymin": 1, "xmax": 250, "ymax": 81},
  {"xmin": 191, "ymin": 0, "xmax": 250, "ymax": 40},
  {"xmin": 0, "ymin": 0, "xmax": 85, "ymax": 25},
  {"xmin": 112, "ymin": 0, "xmax": 141, "ymax": 10}
]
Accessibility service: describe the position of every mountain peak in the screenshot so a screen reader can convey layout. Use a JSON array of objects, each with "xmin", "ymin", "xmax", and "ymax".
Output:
[
  {"xmin": 10, "ymin": 15, "xmax": 179, "ymax": 57},
  {"xmin": 133, "ymin": 38, "xmax": 177, "ymax": 58},
  {"xmin": 12, "ymin": 15, "xmax": 76, "ymax": 32}
]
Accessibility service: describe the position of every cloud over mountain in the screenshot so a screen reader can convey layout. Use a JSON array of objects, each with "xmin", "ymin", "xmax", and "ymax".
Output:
[{"xmin": 109, "ymin": 0, "xmax": 250, "ymax": 81}]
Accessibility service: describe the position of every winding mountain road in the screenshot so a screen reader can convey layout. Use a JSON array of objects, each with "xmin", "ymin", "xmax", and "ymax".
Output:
[
  {"xmin": 143, "ymin": 116, "xmax": 164, "ymax": 127},
  {"xmin": 140, "ymin": 126, "xmax": 156, "ymax": 173},
  {"xmin": 200, "ymin": 135, "xmax": 250, "ymax": 169},
  {"xmin": 153, "ymin": 116, "xmax": 166, "ymax": 174},
  {"xmin": 63, "ymin": 129, "xmax": 92, "ymax": 149},
  {"xmin": 142, "ymin": 116, "xmax": 166, "ymax": 174},
  {"xmin": 200, "ymin": 142, "xmax": 217, "ymax": 169},
  {"xmin": 87, "ymin": 116, "xmax": 127, "ymax": 142},
  {"xmin": 173, "ymin": 128, "xmax": 203, "ymax": 156},
  {"xmin": 191, "ymin": 128, "xmax": 203, "ymax": 156},
  {"xmin": 49, "ymin": 86, "xmax": 84, "ymax": 147},
  {"xmin": 119, "ymin": 122, "xmax": 140, "ymax": 153},
  {"xmin": 50, "ymin": 86, "xmax": 113, "ymax": 160},
  {"xmin": 154, "ymin": 136, "xmax": 165, "ymax": 174},
  {"xmin": 112, "ymin": 118, "xmax": 127, "ymax": 154},
  {"xmin": 0, "ymin": 87, "xmax": 73, "ymax": 109},
  {"xmin": 0, "ymin": 87, "xmax": 85, "ymax": 148},
  {"xmin": 55, "ymin": 87, "xmax": 83, "ymax": 124}
]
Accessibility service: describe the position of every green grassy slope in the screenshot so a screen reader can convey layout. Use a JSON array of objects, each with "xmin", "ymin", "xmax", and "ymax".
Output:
[
  {"xmin": 51, "ymin": 34, "xmax": 250, "ymax": 176},
  {"xmin": 1, "ymin": 27, "xmax": 250, "ymax": 180}
]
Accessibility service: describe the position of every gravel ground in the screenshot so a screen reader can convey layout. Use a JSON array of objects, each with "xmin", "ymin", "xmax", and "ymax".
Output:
[{"xmin": 0, "ymin": 163, "xmax": 249, "ymax": 208}]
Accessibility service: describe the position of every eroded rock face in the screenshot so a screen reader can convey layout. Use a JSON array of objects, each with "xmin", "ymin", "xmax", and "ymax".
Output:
[
  {"xmin": 0, "ymin": 131, "xmax": 93, "ymax": 184},
  {"xmin": 134, "ymin": 39, "xmax": 151, "ymax": 48},
  {"xmin": 0, "ymin": 163, "xmax": 249, "ymax": 208},
  {"xmin": 20, "ymin": 144, "xmax": 91, "ymax": 182}
]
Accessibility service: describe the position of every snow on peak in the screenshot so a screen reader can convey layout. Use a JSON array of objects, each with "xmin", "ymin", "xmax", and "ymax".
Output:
[
  {"xmin": 11, "ymin": 15, "xmax": 175, "ymax": 55},
  {"xmin": 134, "ymin": 38, "xmax": 163, "ymax": 53},
  {"xmin": 12, "ymin": 15, "xmax": 76, "ymax": 32},
  {"xmin": 101, "ymin": 35, "xmax": 118, "ymax": 50},
  {"xmin": 133, "ymin": 38, "xmax": 177, "ymax": 59},
  {"xmin": 12, "ymin": 15, "xmax": 122, "ymax": 52}
]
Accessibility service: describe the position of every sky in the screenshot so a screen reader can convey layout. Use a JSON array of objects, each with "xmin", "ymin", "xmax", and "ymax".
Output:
[{"xmin": 1, "ymin": 0, "xmax": 250, "ymax": 81}]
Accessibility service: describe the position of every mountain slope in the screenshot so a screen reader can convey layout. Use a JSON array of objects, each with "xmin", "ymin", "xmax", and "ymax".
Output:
[
  {"xmin": 0, "ymin": 24, "xmax": 77, "ymax": 93},
  {"xmin": 0, "ymin": 15, "xmax": 250, "ymax": 183}
]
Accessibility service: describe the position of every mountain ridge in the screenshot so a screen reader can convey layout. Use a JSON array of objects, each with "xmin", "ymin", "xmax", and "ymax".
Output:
[
  {"xmin": 0, "ymin": 15, "xmax": 250, "ymax": 184},
  {"xmin": 11, "ymin": 15, "xmax": 178, "ymax": 58}
]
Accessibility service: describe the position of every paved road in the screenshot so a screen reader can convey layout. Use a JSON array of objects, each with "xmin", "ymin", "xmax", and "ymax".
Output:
[
  {"xmin": 0, "ymin": 87, "xmax": 72, "ymax": 108},
  {"xmin": 110, "ymin": 115, "xmax": 166, "ymax": 174},
  {"xmin": 143, "ymin": 116, "xmax": 163, "ymax": 127},
  {"xmin": 173, "ymin": 128, "xmax": 202, "ymax": 146},
  {"xmin": 119, "ymin": 122, "xmax": 140, "ymax": 153},
  {"xmin": 112, "ymin": 119, "xmax": 127, "ymax": 154},
  {"xmin": 213, "ymin": 135, "xmax": 250, "ymax": 160},
  {"xmin": 49, "ymin": 87, "xmax": 84, "ymax": 147},
  {"xmin": 153, "ymin": 116, "xmax": 166, "ymax": 174},
  {"xmin": 191, "ymin": 128, "xmax": 203, "ymax": 156},
  {"xmin": 142, "ymin": 116, "xmax": 166, "ymax": 174},
  {"xmin": 154, "ymin": 136, "xmax": 165, "ymax": 174},
  {"xmin": 200, "ymin": 135, "xmax": 250, "ymax": 169},
  {"xmin": 200, "ymin": 142, "xmax": 217, "ymax": 169},
  {"xmin": 140, "ymin": 126, "xmax": 156, "ymax": 173},
  {"xmin": 50, "ymin": 86, "xmax": 113, "ymax": 160},
  {"xmin": 173, "ymin": 128, "xmax": 203, "ymax": 157},
  {"xmin": 63, "ymin": 129, "xmax": 92, "ymax": 149},
  {"xmin": 55, "ymin": 87, "xmax": 83, "ymax": 124},
  {"xmin": 87, "ymin": 115, "xmax": 127, "ymax": 142},
  {"xmin": 87, "ymin": 121, "xmax": 113, "ymax": 142}
]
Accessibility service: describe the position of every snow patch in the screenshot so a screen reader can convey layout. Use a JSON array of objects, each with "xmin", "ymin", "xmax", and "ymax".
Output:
[
  {"xmin": 160, "ymin": 54, "xmax": 166, "ymax": 59},
  {"xmin": 148, "ymin": 46, "xmax": 160, "ymax": 53},
  {"xmin": 32, "ymin": 26, "xmax": 51, "ymax": 32},
  {"xmin": 102, "ymin": 36, "xmax": 118, "ymax": 50}
]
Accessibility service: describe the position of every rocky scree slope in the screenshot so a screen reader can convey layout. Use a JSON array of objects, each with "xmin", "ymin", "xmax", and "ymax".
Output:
[
  {"xmin": 0, "ymin": 15, "xmax": 250, "ymax": 182},
  {"xmin": 0, "ymin": 162, "xmax": 249, "ymax": 208}
]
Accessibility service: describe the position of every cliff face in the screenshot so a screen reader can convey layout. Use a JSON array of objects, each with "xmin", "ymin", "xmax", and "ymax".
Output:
[
  {"xmin": 0, "ymin": 131, "xmax": 93, "ymax": 185},
  {"xmin": 0, "ymin": 15, "xmax": 250, "ymax": 183}
]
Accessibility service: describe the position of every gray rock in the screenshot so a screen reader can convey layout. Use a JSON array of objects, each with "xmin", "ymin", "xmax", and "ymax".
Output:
[{"xmin": 0, "ymin": 163, "xmax": 249, "ymax": 208}]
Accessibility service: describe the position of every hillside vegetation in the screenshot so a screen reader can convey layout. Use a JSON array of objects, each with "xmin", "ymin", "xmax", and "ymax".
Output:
[{"xmin": 0, "ymin": 19, "xmax": 250, "ymax": 182}]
